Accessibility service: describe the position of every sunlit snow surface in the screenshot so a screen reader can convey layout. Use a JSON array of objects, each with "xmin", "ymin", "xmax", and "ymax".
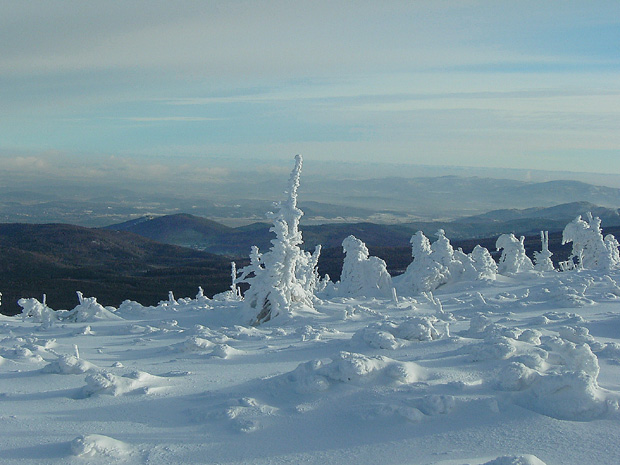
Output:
[{"xmin": 2, "ymin": 271, "xmax": 620, "ymax": 464}]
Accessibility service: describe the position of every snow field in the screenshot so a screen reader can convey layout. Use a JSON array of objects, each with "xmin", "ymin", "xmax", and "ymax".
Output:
[{"xmin": 2, "ymin": 269, "xmax": 620, "ymax": 464}]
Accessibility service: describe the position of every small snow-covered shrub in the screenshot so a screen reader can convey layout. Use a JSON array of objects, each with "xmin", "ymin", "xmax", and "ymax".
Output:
[
  {"xmin": 64, "ymin": 292, "xmax": 122, "ymax": 322},
  {"xmin": 43, "ymin": 354, "xmax": 98, "ymax": 374},
  {"xmin": 354, "ymin": 316, "xmax": 445, "ymax": 349},
  {"xmin": 279, "ymin": 351, "xmax": 424, "ymax": 394},
  {"xmin": 533, "ymin": 231, "xmax": 554, "ymax": 272},
  {"xmin": 18, "ymin": 297, "xmax": 58, "ymax": 327}
]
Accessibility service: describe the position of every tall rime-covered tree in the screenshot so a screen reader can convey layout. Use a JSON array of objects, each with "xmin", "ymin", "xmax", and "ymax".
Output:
[{"xmin": 236, "ymin": 155, "xmax": 320, "ymax": 325}]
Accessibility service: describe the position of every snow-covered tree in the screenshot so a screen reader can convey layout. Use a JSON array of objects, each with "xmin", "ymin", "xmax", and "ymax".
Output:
[
  {"xmin": 396, "ymin": 230, "xmax": 498, "ymax": 295},
  {"xmin": 533, "ymin": 231, "xmax": 554, "ymax": 272},
  {"xmin": 395, "ymin": 231, "xmax": 449, "ymax": 294},
  {"xmin": 338, "ymin": 235, "xmax": 393, "ymax": 298},
  {"xmin": 496, "ymin": 233, "xmax": 534, "ymax": 274},
  {"xmin": 470, "ymin": 245, "xmax": 498, "ymax": 280},
  {"xmin": 236, "ymin": 155, "xmax": 321, "ymax": 325},
  {"xmin": 562, "ymin": 213, "xmax": 620, "ymax": 270}
]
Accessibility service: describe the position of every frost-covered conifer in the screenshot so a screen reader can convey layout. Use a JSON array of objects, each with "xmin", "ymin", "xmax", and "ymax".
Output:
[
  {"xmin": 432, "ymin": 230, "xmax": 473, "ymax": 281},
  {"xmin": 533, "ymin": 231, "xmax": 554, "ymax": 272},
  {"xmin": 470, "ymin": 245, "xmax": 498, "ymax": 280},
  {"xmin": 496, "ymin": 233, "xmax": 534, "ymax": 274},
  {"xmin": 237, "ymin": 155, "xmax": 321, "ymax": 325},
  {"xmin": 562, "ymin": 213, "xmax": 620, "ymax": 270},
  {"xmin": 395, "ymin": 231, "xmax": 448, "ymax": 294},
  {"xmin": 395, "ymin": 229, "xmax": 497, "ymax": 295},
  {"xmin": 338, "ymin": 235, "xmax": 393, "ymax": 298},
  {"xmin": 431, "ymin": 229, "xmax": 455, "ymax": 268}
]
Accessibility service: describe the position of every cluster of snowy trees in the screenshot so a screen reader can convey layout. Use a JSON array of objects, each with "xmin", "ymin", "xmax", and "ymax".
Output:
[{"xmin": 233, "ymin": 156, "xmax": 620, "ymax": 326}]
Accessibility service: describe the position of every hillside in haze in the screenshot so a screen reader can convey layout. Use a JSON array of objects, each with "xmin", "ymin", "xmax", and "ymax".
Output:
[{"xmin": 2, "ymin": 175, "xmax": 620, "ymax": 227}]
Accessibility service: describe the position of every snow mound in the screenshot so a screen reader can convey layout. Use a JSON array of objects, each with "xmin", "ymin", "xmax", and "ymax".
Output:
[
  {"xmin": 176, "ymin": 336, "xmax": 214, "ymax": 352},
  {"xmin": 224, "ymin": 325, "xmax": 270, "ymax": 340},
  {"xmin": 482, "ymin": 455, "xmax": 547, "ymax": 465},
  {"xmin": 353, "ymin": 316, "xmax": 445, "ymax": 349},
  {"xmin": 280, "ymin": 351, "xmax": 424, "ymax": 394},
  {"xmin": 558, "ymin": 325, "xmax": 602, "ymax": 350},
  {"xmin": 205, "ymin": 397, "xmax": 279, "ymax": 433},
  {"xmin": 0, "ymin": 346, "xmax": 44, "ymax": 363},
  {"xmin": 43, "ymin": 354, "xmax": 98, "ymax": 374},
  {"xmin": 82, "ymin": 370, "xmax": 166, "ymax": 397},
  {"xmin": 493, "ymin": 336, "xmax": 618, "ymax": 420},
  {"xmin": 210, "ymin": 344, "xmax": 244, "ymax": 359},
  {"xmin": 70, "ymin": 434, "xmax": 132, "ymax": 458},
  {"xmin": 467, "ymin": 336, "xmax": 517, "ymax": 362}
]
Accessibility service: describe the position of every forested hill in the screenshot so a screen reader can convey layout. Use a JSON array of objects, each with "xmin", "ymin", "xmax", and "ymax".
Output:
[
  {"xmin": 104, "ymin": 203, "xmax": 620, "ymax": 256},
  {"xmin": 0, "ymin": 223, "xmax": 236, "ymax": 315}
]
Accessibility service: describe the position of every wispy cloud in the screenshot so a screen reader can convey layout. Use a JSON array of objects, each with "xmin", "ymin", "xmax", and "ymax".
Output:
[
  {"xmin": 119, "ymin": 117, "xmax": 223, "ymax": 123},
  {"xmin": 0, "ymin": 1, "xmax": 619, "ymax": 174}
]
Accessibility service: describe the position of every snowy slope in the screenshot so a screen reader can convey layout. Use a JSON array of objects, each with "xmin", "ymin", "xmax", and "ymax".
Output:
[{"xmin": 2, "ymin": 270, "xmax": 620, "ymax": 464}]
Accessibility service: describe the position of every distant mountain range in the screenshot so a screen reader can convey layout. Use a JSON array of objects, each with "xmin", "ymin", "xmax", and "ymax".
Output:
[
  {"xmin": 2, "ymin": 176, "xmax": 620, "ymax": 227},
  {"xmin": 300, "ymin": 177, "xmax": 620, "ymax": 219},
  {"xmin": 104, "ymin": 201, "xmax": 620, "ymax": 256}
]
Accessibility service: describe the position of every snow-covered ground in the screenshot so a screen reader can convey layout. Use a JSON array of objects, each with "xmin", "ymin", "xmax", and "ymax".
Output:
[{"xmin": 2, "ymin": 269, "xmax": 620, "ymax": 464}]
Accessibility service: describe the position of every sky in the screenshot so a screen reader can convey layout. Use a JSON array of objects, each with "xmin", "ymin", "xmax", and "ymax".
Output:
[{"xmin": 1, "ymin": 0, "xmax": 620, "ymax": 181}]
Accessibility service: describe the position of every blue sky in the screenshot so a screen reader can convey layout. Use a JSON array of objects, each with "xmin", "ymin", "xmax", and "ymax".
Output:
[{"xmin": 1, "ymin": 0, "xmax": 619, "ymax": 180}]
